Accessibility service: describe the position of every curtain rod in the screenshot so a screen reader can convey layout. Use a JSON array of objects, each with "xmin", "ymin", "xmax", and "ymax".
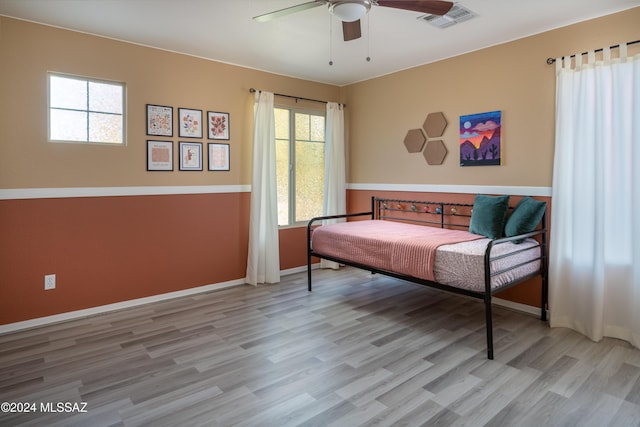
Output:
[
  {"xmin": 546, "ymin": 39, "xmax": 640, "ymax": 64},
  {"xmin": 249, "ymin": 88, "xmax": 345, "ymax": 107}
]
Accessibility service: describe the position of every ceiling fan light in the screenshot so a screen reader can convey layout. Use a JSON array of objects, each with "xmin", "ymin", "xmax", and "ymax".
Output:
[{"xmin": 331, "ymin": 1, "xmax": 370, "ymax": 22}]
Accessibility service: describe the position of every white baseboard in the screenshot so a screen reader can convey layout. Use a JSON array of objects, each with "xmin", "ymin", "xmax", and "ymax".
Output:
[
  {"xmin": 280, "ymin": 264, "xmax": 320, "ymax": 276},
  {"xmin": 493, "ymin": 297, "xmax": 546, "ymax": 317},
  {"xmin": 0, "ymin": 265, "xmax": 323, "ymax": 335},
  {"xmin": 0, "ymin": 278, "xmax": 247, "ymax": 335}
]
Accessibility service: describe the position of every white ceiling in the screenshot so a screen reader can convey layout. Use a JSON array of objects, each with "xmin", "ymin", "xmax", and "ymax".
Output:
[{"xmin": 1, "ymin": 0, "xmax": 638, "ymax": 86}]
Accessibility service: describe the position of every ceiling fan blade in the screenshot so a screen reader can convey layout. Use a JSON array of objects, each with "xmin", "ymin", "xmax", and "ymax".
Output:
[
  {"xmin": 376, "ymin": 0, "xmax": 453, "ymax": 16},
  {"xmin": 253, "ymin": 0, "xmax": 326, "ymax": 22},
  {"xmin": 342, "ymin": 20, "xmax": 362, "ymax": 41}
]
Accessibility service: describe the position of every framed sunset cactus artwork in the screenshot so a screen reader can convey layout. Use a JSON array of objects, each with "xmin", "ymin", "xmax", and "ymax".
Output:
[
  {"xmin": 459, "ymin": 110, "xmax": 502, "ymax": 166},
  {"xmin": 207, "ymin": 111, "xmax": 230, "ymax": 140}
]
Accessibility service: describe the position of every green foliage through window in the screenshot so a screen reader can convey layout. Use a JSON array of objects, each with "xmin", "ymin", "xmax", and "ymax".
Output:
[{"xmin": 275, "ymin": 107, "xmax": 325, "ymax": 226}]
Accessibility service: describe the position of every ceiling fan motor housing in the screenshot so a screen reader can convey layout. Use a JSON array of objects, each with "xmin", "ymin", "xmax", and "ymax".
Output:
[{"xmin": 330, "ymin": 0, "xmax": 372, "ymax": 22}]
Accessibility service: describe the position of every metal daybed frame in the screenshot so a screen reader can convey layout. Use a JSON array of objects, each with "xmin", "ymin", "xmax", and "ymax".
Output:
[{"xmin": 306, "ymin": 196, "xmax": 549, "ymax": 360}]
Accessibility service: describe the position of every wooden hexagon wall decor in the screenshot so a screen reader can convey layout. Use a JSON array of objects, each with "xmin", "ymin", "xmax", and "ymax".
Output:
[
  {"xmin": 423, "ymin": 139, "xmax": 447, "ymax": 165},
  {"xmin": 423, "ymin": 112, "xmax": 447, "ymax": 138},
  {"xmin": 403, "ymin": 128, "xmax": 426, "ymax": 153}
]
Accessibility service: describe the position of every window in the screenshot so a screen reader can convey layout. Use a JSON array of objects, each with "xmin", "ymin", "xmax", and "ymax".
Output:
[
  {"xmin": 48, "ymin": 72, "xmax": 125, "ymax": 144},
  {"xmin": 275, "ymin": 107, "xmax": 325, "ymax": 226}
]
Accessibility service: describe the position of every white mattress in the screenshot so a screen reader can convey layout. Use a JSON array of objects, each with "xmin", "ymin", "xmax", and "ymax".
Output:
[{"xmin": 433, "ymin": 238, "xmax": 541, "ymax": 292}]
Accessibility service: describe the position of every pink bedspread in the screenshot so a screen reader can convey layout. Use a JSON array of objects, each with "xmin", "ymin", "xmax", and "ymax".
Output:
[{"xmin": 311, "ymin": 220, "xmax": 483, "ymax": 281}]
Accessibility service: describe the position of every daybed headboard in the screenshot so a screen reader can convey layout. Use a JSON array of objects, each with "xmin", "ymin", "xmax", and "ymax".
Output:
[
  {"xmin": 372, "ymin": 196, "xmax": 548, "ymax": 243},
  {"xmin": 373, "ymin": 197, "xmax": 475, "ymax": 230}
]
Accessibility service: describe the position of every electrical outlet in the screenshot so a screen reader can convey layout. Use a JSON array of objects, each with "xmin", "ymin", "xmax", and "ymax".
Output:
[{"xmin": 44, "ymin": 274, "xmax": 56, "ymax": 290}]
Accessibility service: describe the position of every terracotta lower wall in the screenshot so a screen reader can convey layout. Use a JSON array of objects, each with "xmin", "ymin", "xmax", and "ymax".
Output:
[
  {"xmin": 0, "ymin": 192, "xmax": 253, "ymax": 325},
  {"xmin": 347, "ymin": 189, "xmax": 551, "ymax": 308},
  {"xmin": 279, "ymin": 226, "xmax": 312, "ymax": 271}
]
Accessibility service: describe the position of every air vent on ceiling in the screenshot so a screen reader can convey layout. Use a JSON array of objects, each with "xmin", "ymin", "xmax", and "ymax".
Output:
[{"xmin": 418, "ymin": 4, "xmax": 475, "ymax": 29}]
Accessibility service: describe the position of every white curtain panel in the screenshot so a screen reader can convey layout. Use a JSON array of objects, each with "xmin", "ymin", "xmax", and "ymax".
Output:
[
  {"xmin": 320, "ymin": 102, "xmax": 346, "ymax": 270},
  {"xmin": 246, "ymin": 91, "xmax": 280, "ymax": 285},
  {"xmin": 550, "ymin": 44, "xmax": 640, "ymax": 348}
]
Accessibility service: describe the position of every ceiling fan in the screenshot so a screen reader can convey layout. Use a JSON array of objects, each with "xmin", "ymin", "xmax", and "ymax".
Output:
[{"xmin": 253, "ymin": 0, "xmax": 454, "ymax": 41}]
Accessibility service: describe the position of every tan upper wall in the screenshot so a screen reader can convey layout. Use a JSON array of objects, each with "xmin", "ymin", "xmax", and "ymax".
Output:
[
  {"xmin": 0, "ymin": 16, "xmax": 342, "ymax": 189},
  {"xmin": 2, "ymin": 9, "xmax": 639, "ymax": 190},
  {"xmin": 344, "ymin": 7, "xmax": 640, "ymax": 187}
]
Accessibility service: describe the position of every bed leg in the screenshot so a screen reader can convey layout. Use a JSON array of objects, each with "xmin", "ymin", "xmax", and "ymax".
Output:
[
  {"xmin": 307, "ymin": 254, "xmax": 312, "ymax": 292},
  {"xmin": 485, "ymin": 297, "xmax": 494, "ymax": 360},
  {"xmin": 307, "ymin": 222, "xmax": 313, "ymax": 292},
  {"xmin": 541, "ymin": 269, "xmax": 548, "ymax": 322},
  {"xmin": 541, "ymin": 214, "xmax": 549, "ymax": 322}
]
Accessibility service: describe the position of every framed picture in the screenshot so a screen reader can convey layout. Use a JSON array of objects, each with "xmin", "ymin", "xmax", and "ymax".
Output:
[
  {"xmin": 459, "ymin": 110, "xmax": 502, "ymax": 166},
  {"xmin": 178, "ymin": 108, "xmax": 203, "ymax": 138},
  {"xmin": 207, "ymin": 111, "xmax": 230, "ymax": 140},
  {"xmin": 179, "ymin": 142, "xmax": 203, "ymax": 171},
  {"xmin": 208, "ymin": 143, "xmax": 230, "ymax": 171},
  {"xmin": 147, "ymin": 140, "xmax": 173, "ymax": 171},
  {"xmin": 146, "ymin": 104, "xmax": 173, "ymax": 136}
]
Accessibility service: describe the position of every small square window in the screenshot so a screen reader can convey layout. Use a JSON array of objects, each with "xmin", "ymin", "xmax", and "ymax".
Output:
[{"xmin": 48, "ymin": 73, "xmax": 126, "ymax": 144}]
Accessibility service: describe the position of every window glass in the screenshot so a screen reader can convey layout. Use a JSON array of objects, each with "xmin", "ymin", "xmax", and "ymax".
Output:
[
  {"xmin": 295, "ymin": 113, "xmax": 309, "ymax": 140},
  {"xmin": 50, "ymin": 75, "xmax": 86, "ymax": 110},
  {"xmin": 49, "ymin": 109, "xmax": 87, "ymax": 141},
  {"xmin": 275, "ymin": 108, "xmax": 291, "ymax": 226},
  {"xmin": 295, "ymin": 139, "xmax": 324, "ymax": 223},
  {"xmin": 310, "ymin": 115, "xmax": 325, "ymax": 141},
  {"xmin": 275, "ymin": 107, "xmax": 325, "ymax": 226},
  {"xmin": 89, "ymin": 112, "xmax": 123, "ymax": 143},
  {"xmin": 89, "ymin": 81, "xmax": 123, "ymax": 114},
  {"xmin": 48, "ymin": 73, "xmax": 125, "ymax": 144}
]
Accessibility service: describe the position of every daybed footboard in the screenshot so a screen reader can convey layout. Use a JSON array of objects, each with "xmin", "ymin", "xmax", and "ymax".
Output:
[{"xmin": 306, "ymin": 196, "xmax": 549, "ymax": 360}]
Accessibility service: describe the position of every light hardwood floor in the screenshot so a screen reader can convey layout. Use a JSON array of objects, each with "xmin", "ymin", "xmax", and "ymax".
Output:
[{"xmin": 1, "ymin": 267, "xmax": 640, "ymax": 427}]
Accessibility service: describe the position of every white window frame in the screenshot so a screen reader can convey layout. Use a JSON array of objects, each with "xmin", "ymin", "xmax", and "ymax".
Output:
[
  {"xmin": 47, "ymin": 72, "xmax": 126, "ymax": 145},
  {"xmin": 275, "ymin": 106, "xmax": 326, "ymax": 227}
]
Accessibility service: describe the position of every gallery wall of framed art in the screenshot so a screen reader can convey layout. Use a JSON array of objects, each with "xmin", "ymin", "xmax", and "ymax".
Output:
[{"xmin": 145, "ymin": 104, "xmax": 231, "ymax": 172}]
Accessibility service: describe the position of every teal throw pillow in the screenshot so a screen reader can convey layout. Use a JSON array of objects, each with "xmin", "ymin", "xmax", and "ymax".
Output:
[
  {"xmin": 504, "ymin": 196, "xmax": 546, "ymax": 243},
  {"xmin": 469, "ymin": 195, "xmax": 510, "ymax": 239}
]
